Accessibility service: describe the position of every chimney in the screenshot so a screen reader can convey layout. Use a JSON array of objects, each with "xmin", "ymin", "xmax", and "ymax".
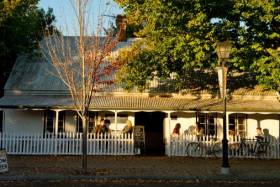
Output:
[{"xmin": 116, "ymin": 15, "xmax": 127, "ymax": 42}]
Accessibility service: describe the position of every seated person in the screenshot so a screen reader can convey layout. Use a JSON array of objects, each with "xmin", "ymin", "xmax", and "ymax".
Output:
[
  {"xmin": 195, "ymin": 122, "xmax": 203, "ymax": 135},
  {"xmin": 195, "ymin": 122, "xmax": 203, "ymax": 141},
  {"xmin": 172, "ymin": 123, "xmax": 181, "ymax": 138},
  {"xmin": 122, "ymin": 120, "xmax": 133, "ymax": 134},
  {"xmin": 94, "ymin": 119, "xmax": 103, "ymax": 134},
  {"xmin": 255, "ymin": 127, "xmax": 264, "ymax": 141},
  {"xmin": 97, "ymin": 119, "xmax": 111, "ymax": 134},
  {"xmin": 228, "ymin": 130, "xmax": 236, "ymax": 141}
]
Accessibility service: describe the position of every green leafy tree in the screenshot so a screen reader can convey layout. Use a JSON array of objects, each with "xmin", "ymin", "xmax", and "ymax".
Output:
[
  {"xmin": 0, "ymin": 0, "xmax": 56, "ymax": 96},
  {"xmin": 115, "ymin": 0, "xmax": 280, "ymax": 91},
  {"xmin": 233, "ymin": 0, "xmax": 280, "ymax": 90}
]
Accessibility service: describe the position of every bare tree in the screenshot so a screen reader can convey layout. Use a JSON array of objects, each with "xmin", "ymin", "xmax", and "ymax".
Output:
[{"xmin": 42, "ymin": 0, "xmax": 123, "ymax": 173}]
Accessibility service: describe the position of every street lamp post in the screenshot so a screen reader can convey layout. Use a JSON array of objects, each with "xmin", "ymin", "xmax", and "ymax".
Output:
[{"xmin": 216, "ymin": 40, "xmax": 232, "ymax": 175}]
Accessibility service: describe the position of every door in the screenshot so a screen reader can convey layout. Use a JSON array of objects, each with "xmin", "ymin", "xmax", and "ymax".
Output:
[{"xmin": 135, "ymin": 112, "xmax": 165, "ymax": 155}]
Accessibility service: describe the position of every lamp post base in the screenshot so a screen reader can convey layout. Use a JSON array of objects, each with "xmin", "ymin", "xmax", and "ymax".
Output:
[{"xmin": 221, "ymin": 167, "xmax": 230, "ymax": 175}]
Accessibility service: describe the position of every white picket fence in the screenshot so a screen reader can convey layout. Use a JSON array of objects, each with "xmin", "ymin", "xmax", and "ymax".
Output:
[
  {"xmin": 0, "ymin": 132, "xmax": 135, "ymax": 155},
  {"xmin": 169, "ymin": 134, "xmax": 280, "ymax": 159}
]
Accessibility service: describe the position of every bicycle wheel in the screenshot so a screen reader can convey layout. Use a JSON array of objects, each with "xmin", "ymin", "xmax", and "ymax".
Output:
[
  {"xmin": 266, "ymin": 144, "xmax": 274, "ymax": 158},
  {"xmin": 183, "ymin": 142, "xmax": 189, "ymax": 156},
  {"xmin": 256, "ymin": 143, "xmax": 269, "ymax": 159},
  {"xmin": 212, "ymin": 142, "xmax": 222, "ymax": 158},
  {"xmin": 239, "ymin": 143, "xmax": 250, "ymax": 158},
  {"xmin": 187, "ymin": 142, "xmax": 202, "ymax": 157}
]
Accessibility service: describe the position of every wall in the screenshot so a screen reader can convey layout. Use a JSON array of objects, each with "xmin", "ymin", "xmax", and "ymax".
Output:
[
  {"xmin": 247, "ymin": 114, "xmax": 279, "ymax": 138},
  {"xmin": 90, "ymin": 111, "xmax": 135, "ymax": 131},
  {"xmin": 64, "ymin": 110, "xmax": 77, "ymax": 133},
  {"xmin": 64, "ymin": 110, "xmax": 135, "ymax": 133},
  {"xmin": 163, "ymin": 112, "xmax": 280, "ymax": 155},
  {"xmin": 3, "ymin": 109, "xmax": 279, "ymax": 140},
  {"xmin": 4, "ymin": 109, "xmax": 44, "ymax": 133},
  {"xmin": 162, "ymin": 112, "xmax": 225, "ymax": 140},
  {"xmin": 166, "ymin": 112, "xmax": 196, "ymax": 136},
  {"xmin": 216, "ymin": 114, "xmax": 223, "ymax": 139},
  {"xmin": 114, "ymin": 112, "xmax": 135, "ymax": 131}
]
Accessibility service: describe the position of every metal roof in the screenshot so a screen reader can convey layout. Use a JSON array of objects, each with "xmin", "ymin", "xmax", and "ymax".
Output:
[
  {"xmin": 4, "ymin": 37, "xmax": 138, "ymax": 94},
  {"xmin": 1, "ymin": 36, "xmax": 279, "ymax": 112},
  {"xmin": 0, "ymin": 95, "xmax": 279, "ymax": 112},
  {"xmin": 3, "ymin": 36, "xmax": 278, "ymax": 97}
]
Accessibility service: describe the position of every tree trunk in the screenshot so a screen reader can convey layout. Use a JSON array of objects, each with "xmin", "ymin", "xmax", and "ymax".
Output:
[{"xmin": 82, "ymin": 110, "xmax": 88, "ymax": 174}]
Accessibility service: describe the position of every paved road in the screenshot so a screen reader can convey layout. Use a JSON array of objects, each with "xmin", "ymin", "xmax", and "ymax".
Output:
[{"xmin": 1, "ymin": 155, "xmax": 280, "ymax": 183}]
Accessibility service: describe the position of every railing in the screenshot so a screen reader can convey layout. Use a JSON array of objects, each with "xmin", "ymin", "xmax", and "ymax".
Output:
[
  {"xmin": 169, "ymin": 134, "xmax": 280, "ymax": 159},
  {"xmin": 0, "ymin": 132, "xmax": 134, "ymax": 155}
]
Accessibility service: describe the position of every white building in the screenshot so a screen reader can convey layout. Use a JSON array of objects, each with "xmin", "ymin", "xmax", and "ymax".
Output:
[{"xmin": 0, "ymin": 37, "xmax": 280, "ymax": 156}]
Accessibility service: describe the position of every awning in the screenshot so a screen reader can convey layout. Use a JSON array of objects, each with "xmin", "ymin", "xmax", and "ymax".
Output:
[{"xmin": 0, "ymin": 95, "xmax": 279, "ymax": 112}]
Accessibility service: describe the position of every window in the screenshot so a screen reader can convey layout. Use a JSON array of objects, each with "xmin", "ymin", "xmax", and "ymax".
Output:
[
  {"xmin": 76, "ymin": 112, "xmax": 98, "ymax": 133},
  {"xmin": 229, "ymin": 116, "xmax": 235, "ymax": 134},
  {"xmin": 88, "ymin": 112, "xmax": 97, "ymax": 133},
  {"xmin": 197, "ymin": 113, "xmax": 217, "ymax": 136},
  {"xmin": 229, "ymin": 113, "xmax": 247, "ymax": 137},
  {"xmin": 76, "ymin": 116, "xmax": 83, "ymax": 133},
  {"xmin": 44, "ymin": 110, "xmax": 54, "ymax": 133},
  {"xmin": 0, "ymin": 111, "xmax": 3, "ymax": 133},
  {"xmin": 44, "ymin": 111, "xmax": 65, "ymax": 133},
  {"xmin": 58, "ymin": 111, "xmax": 65, "ymax": 132},
  {"xmin": 105, "ymin": 113, "xmax": 128, "ymax": 123}
]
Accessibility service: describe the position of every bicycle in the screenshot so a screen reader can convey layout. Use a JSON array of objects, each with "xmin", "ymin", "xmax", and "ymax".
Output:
[
  {"xmin": 186, "ymin": 137, "xmax": 222, "ymax": 158},
  {"xmin": 231, "ymin": 137, "xmax": 270, "ymax": 159}
]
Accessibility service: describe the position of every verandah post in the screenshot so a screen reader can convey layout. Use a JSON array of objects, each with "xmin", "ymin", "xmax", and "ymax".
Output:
[
  {"xmin": 54, "ymin": 110, "xmax": 60, "ymax": 155},
  {"xmin": 114, "ymin": 110, "xmax": 118, "ymax": 155}
]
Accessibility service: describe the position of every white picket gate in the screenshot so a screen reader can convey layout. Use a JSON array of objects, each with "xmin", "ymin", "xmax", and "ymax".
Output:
[
  {"xmin": 169, "ymin": 134, "xmax": 280, "ymax": 159},
  {"xmin": 0, "ymin": 132, "xmax": 135, "ymax": 155}
]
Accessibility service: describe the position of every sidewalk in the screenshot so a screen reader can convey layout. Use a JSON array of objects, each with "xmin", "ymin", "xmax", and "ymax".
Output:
[{"xmin": 1, "ymin": 155, "xmax": 280, "ymax": 183}]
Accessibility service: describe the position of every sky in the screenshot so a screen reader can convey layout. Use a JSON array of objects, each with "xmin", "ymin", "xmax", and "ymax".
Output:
[{"xmin": 39, "ymin": 0, "xmax": 123, "ymax": 35}]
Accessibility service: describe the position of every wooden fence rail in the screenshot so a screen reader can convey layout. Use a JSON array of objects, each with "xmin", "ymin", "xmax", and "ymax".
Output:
[
  {"xmin": 169, "ymin": 134, "xmax": 280, "ymax": 159},
  {"xmin": 0, "ymin": 132, "xmax": 135, "ymax": 155}
]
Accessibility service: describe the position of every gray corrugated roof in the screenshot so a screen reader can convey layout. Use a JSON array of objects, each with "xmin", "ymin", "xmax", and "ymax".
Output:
[
  {"xmin": 0, "ymin": 95, "xmax": 279, "ymax": 112},
  {"xmin": 5, "ymin": 56, "xmax": 278, "ymax": 97},
  {"xmin": 5, "ymin": 55, "xmax": 67, "ymax": 92},
  {"xmin": 4, "ymin": 37, "xmax": 137, "ymax": 94}
]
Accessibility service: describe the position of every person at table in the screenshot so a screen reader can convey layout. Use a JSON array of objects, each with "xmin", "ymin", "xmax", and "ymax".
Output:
[
  {"xmin": 122, "ymin": 120, "xmax": 133, "ymax": 135},
  {"xmin": 255, "ymin": 127, "xmax": 264, "ymax": 141},
  {"xmin": 96, "ymin": 119, "xmax": 111, "ymax": 134},
  {"xmin": 195, "ymin": 122, "xmax": 204, "ymax": 141},
  {"xmin": 94, "ymin": 119, "xmax": 103, "ymax": 135},
  {"xmin": 172, "ymin": 123, "xmax": 181, "ymax": 138}
]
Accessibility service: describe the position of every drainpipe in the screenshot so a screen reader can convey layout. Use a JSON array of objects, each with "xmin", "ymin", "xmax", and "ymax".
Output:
[{"xmin": 167, "ymin": 112, "xmax": 171, "ymax": 156}]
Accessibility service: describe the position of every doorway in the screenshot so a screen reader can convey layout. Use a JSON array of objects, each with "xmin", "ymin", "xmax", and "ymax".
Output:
[
  {"xmin": 0, "ymin": 111, "xmax": 3, "ymax": 132},
  {"xmin": 135, "ymin": 112, "xmax": 165, "ymax": 155}
]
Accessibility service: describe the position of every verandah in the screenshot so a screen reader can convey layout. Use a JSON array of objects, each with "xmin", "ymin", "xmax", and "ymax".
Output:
[
  {"xmin": 169, "ymin": 134, "xmax": 280, "ymax": 159},
  {"xmin": 0, "ymin": 132, "xmax": 135, "ymax": 155},
  {"xmin": 1, "ymin": 132, "xmax": 280, "ymax": 159}
]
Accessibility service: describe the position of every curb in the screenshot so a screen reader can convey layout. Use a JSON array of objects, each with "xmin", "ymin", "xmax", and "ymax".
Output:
[{"xmin": 0, "ymin": 175, "xmax": 280, "ymax": 183}]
